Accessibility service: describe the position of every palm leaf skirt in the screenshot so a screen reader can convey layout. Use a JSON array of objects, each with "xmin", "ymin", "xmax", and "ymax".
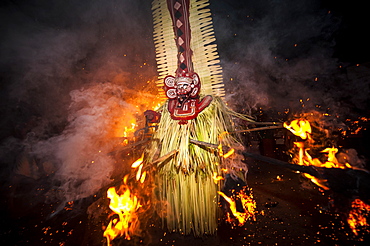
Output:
[{"xmin": 145, "ymin": 96, "xmax": 245, "ymax": 236}]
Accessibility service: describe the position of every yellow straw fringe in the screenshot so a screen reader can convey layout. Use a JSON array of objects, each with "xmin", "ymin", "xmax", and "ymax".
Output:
[{"xmin": 145, "ymin": 97, "xmax": 248, "ymax": 236}]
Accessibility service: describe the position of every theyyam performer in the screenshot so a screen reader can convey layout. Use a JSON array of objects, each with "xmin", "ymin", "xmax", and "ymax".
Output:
[{"xmin": 144, "ymin": 0, "xmax": 255, "ymax": 236}]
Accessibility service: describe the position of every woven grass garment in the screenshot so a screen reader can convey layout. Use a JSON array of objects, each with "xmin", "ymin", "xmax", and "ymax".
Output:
[
  {"xmin": 146, "ymin": 0, "xmax": 254, "ymax": 236},
  {"xmin": 146, "ymin": 96, "xmax": 248, "ymax": 235}
]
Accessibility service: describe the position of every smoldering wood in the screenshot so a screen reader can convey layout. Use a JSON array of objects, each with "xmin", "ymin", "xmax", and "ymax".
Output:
[
  {"xmin": 189, "ymin": 138, "xmax": 370, "ymax": 205},
  {"xmin": 242, "ymin": 151, "xmax": 370, "ymax": 205}
]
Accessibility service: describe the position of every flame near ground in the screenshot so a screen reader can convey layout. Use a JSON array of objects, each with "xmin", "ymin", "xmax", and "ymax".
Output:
[
  {"xmin": 1, "ymin": 82, "xmax": 370, "ymax": 245},
  {"xmin": 283, "ymin": 115, "xmax": 370, "ymax": 238},
  {"xmin": 100, "ymin": 110, "xmax": 370, "ymax": 245}
]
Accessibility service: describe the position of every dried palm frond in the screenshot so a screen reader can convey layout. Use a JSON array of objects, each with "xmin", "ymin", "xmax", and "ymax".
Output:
[
  {"xmin": 152, "ymin": 0, "xmax": 177, "ymax": 99},
  {"xmin": 152, "ymin": 0, "xmax": 225, "ymax": 99},
  {"xmin": 145, "ymin": 96, "xmax": 248, "ymax": 235}
]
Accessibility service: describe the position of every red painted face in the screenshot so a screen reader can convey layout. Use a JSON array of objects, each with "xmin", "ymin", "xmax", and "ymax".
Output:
[
  {"xmin": 163, "ymin": 73, "xmax": 200, "ymax": 100},
  {"xmin": 163, "ymin": 72, "xmax": 212, "ymax": 124},
  {"xmin": 176, "ymin": 81, "xmax": 193, "ymax": 96}
]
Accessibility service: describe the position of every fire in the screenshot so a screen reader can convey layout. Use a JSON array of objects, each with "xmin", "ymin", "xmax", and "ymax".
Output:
[
  {"xmin": 218, "ymin": 143, "xmax": 235, "ymax": 159},
  {"xmin": 223, "ymin": 148, "xmax": 235, "ymax": 159},
  {"xmin": 131, "ymin": 154, "xmax": 144, "ymax": 168},
  {"xmin": 284, "ymin": 117, "xmax": 370, "ymax": 235},
  {"xmin": 111, "ymin": 83, "xmax": 164, "ymax": 143},
  {"xmin": 131, "ymin": 154, "xmax": 147, "ymax": 184},
  {"xmin": 283, "ymin": 119, "xmax": 312, "ymax": 140},
  {"xmin": 295, "ymin": 145, "xmax": 350, "ymax": 169},
  {"xmin": 104, "ymin": 153, "xmax": 149, "ymax": 245},
  {"xmin": 103, "ymin": 176, "xmax": 142, "ymax": 245},
  {"xmin": 217, "ymin": 131, "xmax": 236, "ymax": 159},
  {"xmin": 218, "ymin": 190, "xmax": 256, "ymax": 226},
  {"xmin": 122, "ymin": 124, "xmax": 137, "ymax": 144},
  {"xmin": 291, "ymin": 146, "xmax": 345, "ymax": 190},
  {"xmin": 111, "ymin": 113, "xmax": 138, "ymax": 143},
  {"xmin": 102, "ymin": 86, "xmax": 163, "ymax": 244},
  {"xmin": 284, "ymin": 119, "xmax": 353, "ymax": 190},
  {"xmin": 212, "ymin": 172, "xmax": 224, "ymax": 184},
  {"xmin": 347, "ymin": 199, "xmax": 370, "ymax": 236}
]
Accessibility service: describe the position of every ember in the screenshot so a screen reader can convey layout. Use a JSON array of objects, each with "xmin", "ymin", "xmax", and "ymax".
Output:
[
  {"xmin": 347, "ymin": 199, "xmax": 370, "ymax": 236},
  {"xmin": 218, "ymin": 190, "xmax": 256, "ymax": 226}
]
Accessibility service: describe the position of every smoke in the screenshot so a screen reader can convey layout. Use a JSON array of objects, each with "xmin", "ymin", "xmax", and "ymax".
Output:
[
  {"xmin": 32, "ymin": 83, "xmax": 140, "ymax": 210},
  {"xmin": 211, "ymin": 0, "xmax": 369, "ymax": 119},
  {"xmin": 0, "ymin": 0, "xmax": 156, "ymax": 212}
]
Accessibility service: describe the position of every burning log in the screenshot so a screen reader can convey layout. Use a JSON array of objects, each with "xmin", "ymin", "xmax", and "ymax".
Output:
[
  {"xmin": 190, "ymin": 138, "xmax": 370, "ymax": 205},
  {"xmin": 242, "ymin": 151, "xmax": 370, "ymax": 205}
]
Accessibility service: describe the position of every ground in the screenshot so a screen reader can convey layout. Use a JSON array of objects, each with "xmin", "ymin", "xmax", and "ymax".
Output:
[{"xmin": 1, "ymin": 145, "xmax": 369, "ymax": 246}]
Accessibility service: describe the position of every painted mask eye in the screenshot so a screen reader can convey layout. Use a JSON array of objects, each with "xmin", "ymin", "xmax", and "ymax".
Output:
[{"xmin": 177, "ymin": 83, "xmax": 190, "ymax": 90}]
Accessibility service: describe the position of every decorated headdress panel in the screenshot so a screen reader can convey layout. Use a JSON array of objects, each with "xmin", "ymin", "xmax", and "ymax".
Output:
[
  {"xmin": 167, "ymin": 0, "xmax": 193, "ymax": 77},
  {"xmin": 152, "ymin": 0, "xmax": 225, "ymax": 99}
]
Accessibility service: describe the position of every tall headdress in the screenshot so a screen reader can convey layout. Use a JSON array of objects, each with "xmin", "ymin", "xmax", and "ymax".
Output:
[{"xmin": 152, "ymin": 0, "xmax": 225, "ymax": 123}]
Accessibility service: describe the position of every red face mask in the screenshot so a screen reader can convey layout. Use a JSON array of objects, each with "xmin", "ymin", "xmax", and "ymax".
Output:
[{"xmin": 164, "ymin": 73, "xmax": 212, "ymax": 124}]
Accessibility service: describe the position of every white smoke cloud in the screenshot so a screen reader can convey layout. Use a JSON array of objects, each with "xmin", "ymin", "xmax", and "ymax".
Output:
[{"xmin": 33, "ymin": 83, "xmax": 138, "ymax": 209}]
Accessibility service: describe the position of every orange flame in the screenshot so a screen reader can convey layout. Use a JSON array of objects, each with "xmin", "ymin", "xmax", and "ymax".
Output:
[
  {"xmin": 131, "ymin": 154, "xmax": 144, "ymax": 168},
  {"xmin": 284, "ymin": 119, "xmax": 353, "ymax": 189},
  {"xmin": 296, "ymin": 146, "xmax": 350, "ymax": 169},
  {"xmin": 212, "ymin": 172, "xmax": 224, "ymax": 184},
  {"xmin": 283, "ymin": 119, "xmax": 312, "ymax": 140},
  {"xmin": 347, "ymin": 199, "xmax": 370, "ymax": 236},
  {"xmin": 103, "ymin": 84, "xmax": 163, "ymax": 244},
  {"xmin": 131, "ymin": 154, "xmax": 146, "ymax": 183},
  {"xmin": 139, "ymin": 171, "xmax": 146, "ymax": 184},
  {"xmin": 104, "ymin": 154, "xmax": 149, "ymax": 245},
  {"xmin": 223, "ymin": 148, "xmax": 235, "ymax": 159},
  {"xmin": 111, "ymin": 85, "xmax": 164, "ymax": 143},
  {"xmin": 218, "ymin": 144, "xmax": 235, "ymax": 159},
  {"xmin": 218, "ymin": 190, "xmax": 256, "ymax": 226},
  {"xmin": 112, "ymin": 116, "xmax": 138, "ymax": 145},
  {"xmin": 103, "ymin": 177, "xmax": 142, "ymax": 245},
  {"xmin": 284, "ymin": 117, "xmax": 370, "ymax": 236}
]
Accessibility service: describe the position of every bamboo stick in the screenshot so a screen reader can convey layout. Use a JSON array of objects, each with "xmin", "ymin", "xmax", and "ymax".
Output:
[
  {"xmin": 151, "ymin": 149, "xmax": 178, "ymax": 166},
  {"xmin": 233, "ymin": 125, "xmax": 284, "ymax": 133}
]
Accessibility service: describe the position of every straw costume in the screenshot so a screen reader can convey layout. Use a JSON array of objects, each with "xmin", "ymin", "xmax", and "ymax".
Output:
[{"xmin": 145, "ymin": 0, "xmax": 254, "ymax": 236}]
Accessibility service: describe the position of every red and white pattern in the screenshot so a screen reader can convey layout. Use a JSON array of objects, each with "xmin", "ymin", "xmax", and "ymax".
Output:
[
  {"xmin": 167, "ymin": 0, "xmax": 193, "ymax": 76},
  {"xmin": 164, "ymin": 0, "xmax": 213, "ymax": 124}
]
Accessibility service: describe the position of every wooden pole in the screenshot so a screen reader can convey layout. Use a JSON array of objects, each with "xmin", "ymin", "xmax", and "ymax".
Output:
[{"xmin": 234, "ymin": 125, "xmax": 283, "ymax": 133}]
